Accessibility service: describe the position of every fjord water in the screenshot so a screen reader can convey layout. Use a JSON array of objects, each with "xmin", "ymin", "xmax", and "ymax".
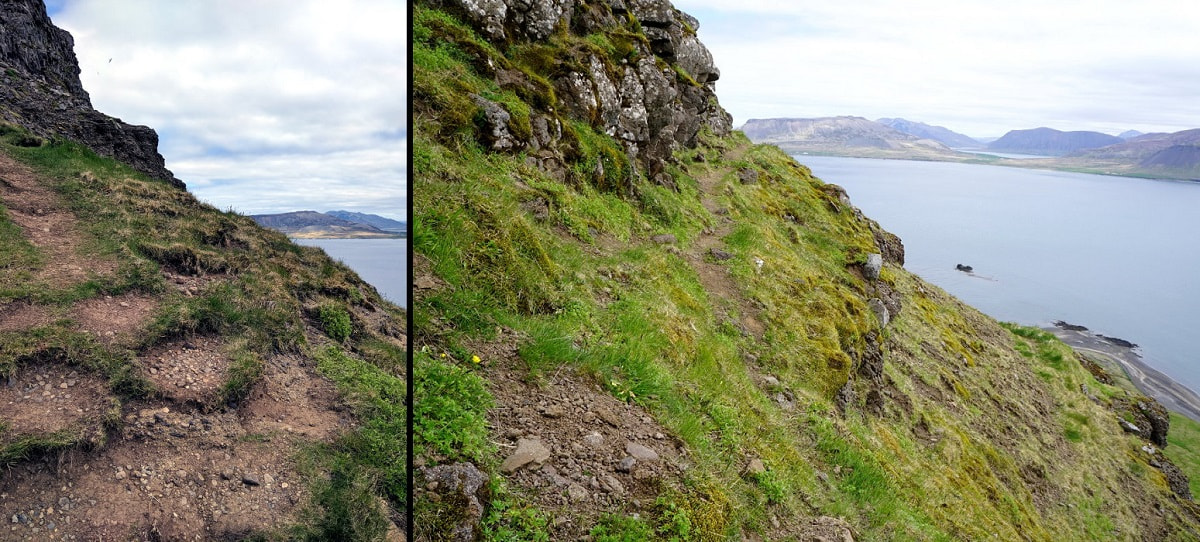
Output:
[
  {"xmin": 799, "ymin": 156, "xmax": 1200, "ymax": 392},
  {"xmin": 294, "ymin": 238, "xmax": 407, "ymax": 308}
]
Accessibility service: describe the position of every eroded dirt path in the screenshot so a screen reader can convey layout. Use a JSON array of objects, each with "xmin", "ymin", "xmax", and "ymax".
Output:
[
  {"xmin": 1, "ymin": 350, "xmax": 355, "ymax": 541},
  {"xmin": 0, "ymin": 154, "xmax": 116, "ymax": 287}
]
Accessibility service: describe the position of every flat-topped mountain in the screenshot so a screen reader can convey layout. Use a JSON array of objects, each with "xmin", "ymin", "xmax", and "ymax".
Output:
[
  {"xmin": 987, "ymin": 127, "xmax": 1123, "ymax": 156},
  {"xmin": 877, "ymin": 117, "xmax": 981, "ymax": 148}
]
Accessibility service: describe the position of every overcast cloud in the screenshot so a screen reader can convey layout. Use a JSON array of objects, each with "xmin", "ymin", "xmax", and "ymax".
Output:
[
  {"xmin": 673, "ymin": 0, "xmax": 1200, "ymax": 138},
  {"xmin": 49, "ymin": 0, "xmax": 405, "ymax": 220}
]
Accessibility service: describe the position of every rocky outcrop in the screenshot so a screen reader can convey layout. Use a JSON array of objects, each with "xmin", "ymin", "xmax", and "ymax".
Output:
[
  {"xmin": 0, "ymin": 0, "xmax": 183, "ymax": 188},
  {"xmin": 431, "ymin": 0, "xmax": 731, "ymax": 188}
]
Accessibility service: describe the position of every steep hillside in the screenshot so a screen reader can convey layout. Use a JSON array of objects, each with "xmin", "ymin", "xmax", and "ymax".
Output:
[
  {"xmin": 876, "ymin": 118, "xmax": 980, "ymax": 148},
  {"xmin": 0, "ymin": 3, "xmax": 408, "ymax": 540},
  {"xmin": 413, "ymin": 1, "xmax": 1200, "ymax": 541},
  {"xmin": 987, "ymin": 127, "xmax": 1123, "ymax": 156}
]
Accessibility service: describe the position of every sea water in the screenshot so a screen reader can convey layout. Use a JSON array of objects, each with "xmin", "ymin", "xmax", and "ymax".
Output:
[
  {"xmin": 798, "ymin": 155, "xmax": 1200, "ymax": 392},
  {"xmin": 294, "ymin": 238, "xmax": 407, "ymax": 308}
]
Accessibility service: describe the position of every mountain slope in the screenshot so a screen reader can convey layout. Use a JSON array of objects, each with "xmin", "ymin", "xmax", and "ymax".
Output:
[
  {"xmin": 413, "ymin": 1, "xmax": 1200, "ymax": 540},
  {"xmin": 0, "ymin": 3, "xmax": 407, "ymax": 539},
  {"xmin": 988, "ymin": 127, "xmax": 1123, "ymax": 156},
  {"xmin": 326, "ymin": 210, "xmax": 407, "ymax": 233},
  {"xmin": 877, "ymin": 117, "xmax": 980, "ymax": 148},
  {"xmin": 740, "ymin": 116, "xmax": 976, "ymax": 161},
  {"xmin": 251, "ymin": 210, "xmax": 401, "ymax": 238}
]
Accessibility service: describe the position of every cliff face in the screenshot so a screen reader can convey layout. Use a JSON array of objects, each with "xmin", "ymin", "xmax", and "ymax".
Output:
[
  {"xmin": 0, "ymin": 0, "xmax": 183, "ymax": 188},
  {"xmin": 419, "ymin": 0, "xmax": 731, "ymax": 190}
]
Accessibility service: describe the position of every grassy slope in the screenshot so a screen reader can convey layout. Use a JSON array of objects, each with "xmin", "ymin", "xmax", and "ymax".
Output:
[
  {"xmin": 0, "ymin": 127, "xmax": 407, "ymax": 539},
  {"xmin": 412, "ymin": 5, "xmax": 1200, "ymax": 541}
]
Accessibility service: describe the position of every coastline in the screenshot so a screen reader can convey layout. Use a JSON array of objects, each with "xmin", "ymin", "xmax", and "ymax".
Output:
[{"xmin": 1045, "ymin": 323, "xmax": 1200, "ymax": 423}]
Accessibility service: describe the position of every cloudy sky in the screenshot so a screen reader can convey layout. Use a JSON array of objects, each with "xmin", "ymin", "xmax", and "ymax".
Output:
[
  {"xmin": 45, "ymin": 0, "xmax": 405, "ymax": 220},
  {"xmin": 673, "ymin": 0, "xmax": 1200, "ymax": 138}
]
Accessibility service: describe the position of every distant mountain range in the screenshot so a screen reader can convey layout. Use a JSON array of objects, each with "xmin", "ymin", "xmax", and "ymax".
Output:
[
  {"xmin": 325, "ymin": 210, "xmax": 407, "ymax": 233},
  {"xmin": 987, "ymin": 127, "xmax": 1123, "ymax": 156},
  {"xmin": 877, "ymin": 118, "xmax": 981, "ymax": 148},
  {"xmin": 741, "ymin": 116, "xmax": 1200, "ymax": 181},
  {"xmin": 739, "ymin": 116, "xmax": 965, "ymax": 160},
  {"xmin": 250, "ymin": 210, "xmax": 406, "ymax": 238}
]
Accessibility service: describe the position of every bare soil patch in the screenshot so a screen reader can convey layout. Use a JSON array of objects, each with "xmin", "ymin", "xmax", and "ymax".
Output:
[
  {"xmin": 140, "ymin": 336, "xmax": 231, "ymax": 404},
  {"xmin": 72, "ymin": 293, "xmax": 158, "ymax": 346},
  {"xmin": 241, "ymin": 354, "xmax": 352, "ymax": 440},
  {"xmin": 0, "ymin": 403, "xmax": 316, "ymax": 541},
  {"xmin": 0, "ymin": 154, "xmax": 117, "ymax": 287},
  {"xmin": 479, "ymin": 352, "xmax": 688, "ymax": 538},
  {"xmin": 0, "ymin": 363, "xmax": 112, "ymax": 447},
  {"xmin": 0, "ymin": 302, "xmax": 54, "ymax": 333}
]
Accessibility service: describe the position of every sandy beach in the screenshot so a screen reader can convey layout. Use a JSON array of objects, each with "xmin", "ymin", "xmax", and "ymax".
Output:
[{"xmin": 1045, "ymin": 323, "xmax": 1200, "ymax": 423}]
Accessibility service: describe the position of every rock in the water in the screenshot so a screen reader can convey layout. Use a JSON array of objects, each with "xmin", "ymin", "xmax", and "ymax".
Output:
[
  {"xmin": 501, "ymin": 438, "xmax": 552, "ymax": 473},
  {"xmin": 422, "ymin": 462, "xmax": 489, "ymax": 542},
  {"xmin": 955, "ymin": 263, "xmax": 973, "ymax": 272},
  {"xmin": 625, "ymin": 441, "xmax": 659, "ymax": 462},
  {"xmin": 863, "ymin": 253, "xmax": 883, "ymax": 281}
]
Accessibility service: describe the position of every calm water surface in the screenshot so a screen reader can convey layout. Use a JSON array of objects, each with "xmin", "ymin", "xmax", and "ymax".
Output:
[
  {"xmin": 294, "ymin": 238, "xmax": 407, "ymax": 308},
  {"xmin": 799, "ymin": 156, "xmax": 1200, "ymax": 392}
]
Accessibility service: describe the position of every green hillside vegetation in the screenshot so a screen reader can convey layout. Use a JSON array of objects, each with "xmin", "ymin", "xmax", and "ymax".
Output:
[
  {"xmin": 0, "ymin": 125, "xmax": 407, "ymax": 539},
  {"xmin": 412, "ymin": 3, "xmax": 1200, "ymax": 541}
]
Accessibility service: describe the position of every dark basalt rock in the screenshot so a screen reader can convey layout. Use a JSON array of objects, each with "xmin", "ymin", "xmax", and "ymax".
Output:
[
  {"xmin": 0, "ymin": 0, "xmax": 183, "ymax": 188},
  {"xmin": 435, "ymin": 0, "xmax": 731, "ymax": 189},
  {"xmin": 955, "ymin": 264, "xmax": 973, "ymax": 272}
]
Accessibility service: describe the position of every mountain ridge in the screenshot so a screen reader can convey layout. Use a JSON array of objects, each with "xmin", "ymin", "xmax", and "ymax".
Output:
[
  {"xmin": 250, "ymin": 210, "xmax": 405, "ymax": 238},
  {"xmin": 988, "ymin": 127, "xmax": 1124, "ymax": 156}
]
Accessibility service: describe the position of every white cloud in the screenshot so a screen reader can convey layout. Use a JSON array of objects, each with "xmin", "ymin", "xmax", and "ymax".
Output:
[
  {"xmin": 673, "ymin": 0, "xmax": 1200, "ymax": 137},
  {"xmin": 51, "ymin": 0, "xmax": 406, "ymax": 219}
]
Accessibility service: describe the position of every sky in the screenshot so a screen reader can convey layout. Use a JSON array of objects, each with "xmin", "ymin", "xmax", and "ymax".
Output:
[
  {"xmin": 46, "ymin": 0, "xmax": 406, "ymax": 221},
  {"xmin": 672, "ymin": 0, "xmax": 1200, "ymax": 138}
]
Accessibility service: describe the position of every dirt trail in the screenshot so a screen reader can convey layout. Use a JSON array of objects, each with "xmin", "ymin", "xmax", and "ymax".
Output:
[
  {"xmin": 0, "ymin": 154, "xmax": 116, "ymax": 287},
  {"xmin": 683, "ymin": 141, "xmax": 764, "ymax": 338}
]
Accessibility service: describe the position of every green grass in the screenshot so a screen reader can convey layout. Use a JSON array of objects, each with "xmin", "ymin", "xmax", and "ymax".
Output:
[
  {"xmin": 412, "ymin": 2, "xmax": 1200, "ymax": 540},
  {"xmin": 1165, "ymin": 413, "xmax": 1200, "ymax": 499}
]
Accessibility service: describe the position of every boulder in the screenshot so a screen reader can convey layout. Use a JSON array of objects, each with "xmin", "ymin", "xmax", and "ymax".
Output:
[
  {"xmin": 625, "ymin": 441, "xmax": 659, "ymax": 461},
  {"xmin": 863, "ymin": 253, "xmax": 883, "ymax": 281},
  {"xmin": 422, "ymin": 462, "xmax": 489, "ymax": 542},
  {"xmin": 868, "ymin": 298, "xmax": 889, "ymax": 328},
  {"xmin": 500, "ymin": 438, "xmax": 551, "ymax": 473},
  {"xmin": 470, "ymin": 94, "xmax": 519, "ymax": 152}
]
